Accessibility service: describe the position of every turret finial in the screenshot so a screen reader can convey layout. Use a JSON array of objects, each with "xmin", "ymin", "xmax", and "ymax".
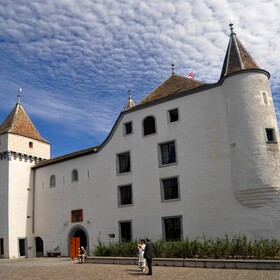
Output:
[
  {"xmin": 229, "ymin": 22, "xmax": 236, "ymax": 36},
  {"xmin": 171, "ymin": 63, "xmax": 175, "ymax": 75},
  {"xmin": 17, "ymin": 88, "xmax": 22, "ymax": 104}
]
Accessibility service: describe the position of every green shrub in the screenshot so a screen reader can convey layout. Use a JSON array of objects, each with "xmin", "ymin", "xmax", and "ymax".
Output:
[{"xmin": 92, "ymin": 235, "xmax": 280, "ymax": 260}]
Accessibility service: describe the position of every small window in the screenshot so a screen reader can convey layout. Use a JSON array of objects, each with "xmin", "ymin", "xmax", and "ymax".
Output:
[
  {"xmin": 159, "ymin": 141, "xmax": 177, "ymax": 166},
  {"xmin": 262, "ymin": 91, "xmax": 268, "ymax": 104},
  {"xmin": 71, "ymin": 209, "xmax": 83, "ymax": 223},
  {"xmin": 162, "ymin": 216, "xmax": 182, "ymax": 241},
  {"xmin": 143, "ymin": 116, "xmax": 156, "ymax": 136},
  {"xmin": 168, "ymin": 108, "xmax": 179, "ymax": 122},
  {"xmin": 161, "ymin": 177, "xmax": 180, "ymax": 201},
  {"xmin": 29, "ymin": 142, "xmax": 33, "ymax": 148},
  {"xmin": 72, "ymin": 169, "xmax": 78, "ymax": 182},
  {"xmin": 117, "ymin": 151, "xmax": 131, "ymax": 174},
  {"xmin": 119, "ymin": 220, "xmax": 132, "ymax": 242},
  {"xmin": 0, "ymin": 238, "xmax": 4, "ymax": 255},
  {"xmin": 124, "ymin": 121, "xmax": 133, "ymax": 135},
  {"xmin": 118, "ymin": 184, "xmax": 133, "ymax": 206},
  {"xmin": 265, "ymin": 128, "xmax": 277, "ymax": 143},
  {"xmin": 50, "ymin": 175, "xmax": 56, "ymax": 188}
]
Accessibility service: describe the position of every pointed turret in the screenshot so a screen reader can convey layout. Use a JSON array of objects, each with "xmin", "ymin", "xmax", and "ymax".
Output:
[
  {"xmin": 0, "ymin": 102, "xmax": 49, "ymax": 143},
  {"xmin": 124, "ymin": 90, "xmax": 135, "ymax": 110},
  {"xmin": 220, "ymin": 23, "xmax": 259, "ymax": 79}
]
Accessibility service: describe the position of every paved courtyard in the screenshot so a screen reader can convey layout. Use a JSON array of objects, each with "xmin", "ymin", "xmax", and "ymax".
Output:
[{"xmin": 1, "ymin": 257, "xmax": 280, "ymax": 280}]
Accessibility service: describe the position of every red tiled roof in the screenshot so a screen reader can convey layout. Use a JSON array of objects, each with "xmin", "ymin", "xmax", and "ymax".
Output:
[
  {"xmin": 0, "ymin": 103, "xmax": 49, "ymax": 143},
  {"xmin": 138, "ymin": 74, "xmax": 205, "ymax": 105}
]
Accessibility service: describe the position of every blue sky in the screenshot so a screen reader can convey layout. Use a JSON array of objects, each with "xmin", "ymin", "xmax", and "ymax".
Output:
[{"xmin": 1, "ymin": 0, "xmax": 279, "ymax": 158}]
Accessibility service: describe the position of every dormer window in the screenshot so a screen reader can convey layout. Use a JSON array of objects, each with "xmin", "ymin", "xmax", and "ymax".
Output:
[{"xmin": 29, "ymin": 142, "xmax": 33, "ymax": 148}]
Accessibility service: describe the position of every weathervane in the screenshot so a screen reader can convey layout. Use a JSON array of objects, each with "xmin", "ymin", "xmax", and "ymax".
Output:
[
  {"xmin": 17, "ymin": 88, "xmax": 22, "ymax": 104},
  {"xmin": 229, "ymin": 17, "xmax": 235, "ymax": 35},
  {"xmin": 171, "ymin": 63, "xmax": 175, "ymax": 75}
]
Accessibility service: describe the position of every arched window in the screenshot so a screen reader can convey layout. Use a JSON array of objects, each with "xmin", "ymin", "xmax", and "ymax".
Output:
[
  {"xmin": 72, "ymin": 169, "xmax": 78, "ymax": 182},
  {"xmin": 143, "ymin": 116, "xmax": 156, "ymax": 136},
  {"xmin": 50, "ymin": 175, "xmax": 56, "ymax": 188}
]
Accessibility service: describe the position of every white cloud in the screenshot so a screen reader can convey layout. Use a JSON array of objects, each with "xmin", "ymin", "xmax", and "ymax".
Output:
[{"xmin": 0, "ymin": 0, "xmax": 280, "ymax": 156}]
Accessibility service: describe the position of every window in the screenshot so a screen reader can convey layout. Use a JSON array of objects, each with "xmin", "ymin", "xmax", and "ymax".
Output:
[
  {"xmin": 162, "ymin": 216, "xmax": 182, "ymax": 241},
  {"xmin": 265, "ymin": 128, "xmax": 277, "ymax": 143},
  {"xmin": 72, "ymin": 169, "xmax": 78, "ymax": 182},
  {"xmin": 262, "ymin": 91, "xmax": 268, "ymax": 104},
  {"xmin": 124, "ymin": 121, "xmax": 133, "ymax": 135},
  {"xmin": 143, "ymin": 116, "xmax": 156, "ymax": 136},
  {"xmin": 168, "ymin": 108, "xmax": 179, "ymax": 122},
  {"xmin": 29, "ymin": 142, "xmax": 33, "ymax": 148},
  {"xmin": 161, "ymin": 177, "xmax": 180, "ymax": 201},
  {"xmin": 119, "ymin": 220, "xmax": 132, "ymax": 242},
  {"xmin": 71, "ymin": 209, "xmax": 83, "ymax": 223},
  {"xmin": 159, "ymin": 141, "xmax": 177, "ymax": 165},
  {"xmin": 0, "ymin": 238, "xmax": 4, "ymax": 255},
  {"xmin": 50, "ymin": 175, "xmax": 56, "ymax": 188},
  {"xmin": 117, "ymin": 151, "xmax": 131, "ymax": 174},
  {"xmin": 118, "ymin": 184, "xmax": 133, "ymax": 206}
]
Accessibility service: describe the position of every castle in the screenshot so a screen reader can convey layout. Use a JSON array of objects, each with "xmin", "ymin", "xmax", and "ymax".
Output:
[{"xmin": 1, "ymin": 24, "xmax": 280, "ymax": 258}]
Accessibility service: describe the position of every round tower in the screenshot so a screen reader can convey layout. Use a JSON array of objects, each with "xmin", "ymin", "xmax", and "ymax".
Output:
[{"xmin": 221, "ymin": 24, "xmax": 280, "ymax": 208}]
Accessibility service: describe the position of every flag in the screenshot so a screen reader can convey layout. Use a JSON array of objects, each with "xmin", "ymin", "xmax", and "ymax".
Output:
[{"xmin": 188, "ymin": 72, "xmax": 193, "ymax": 79}]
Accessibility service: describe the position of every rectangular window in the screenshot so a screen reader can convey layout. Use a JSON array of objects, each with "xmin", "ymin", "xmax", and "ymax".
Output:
[
  {"xmin": 262, "ymin": 91, "xmax": 268, "ymax": 104},
  {"xmin": 71, "ymin": 209, "xmax": 83, "ymax": 223},
  {"xmin": 159, "ymin": 141, "xmax": 177, "ymax": 166},
  {"xmin": 119, "ymin": 221, "xmax": 132, "ymax": 242},
  {"xmin": 117, "ymin": 152, "xmax": 131, "ymax": 174},
  {"xmin": 161, "ymin": 177, "xmax": 180, "ymax": 201},
  {"xmin": 265, "ymin": 128, "xmax": 276, "ymax": 143},
  {"xmin": 118, "ymin": 184, "xmax": 133, "ymax": 206},
  {"xmin": 124, "ymin": 121, "xmax": 133, "ymax": 135},
  {"xmin": 0, "ymin": 238, "xmax": 4, "ymax": 255},
  {"xmin": 168, "ymin": 108, "xmax": 179, "ymax": 122},
  {"xmin": 162, "ymin": 216, "xmax": 182, "ymax": 241}
]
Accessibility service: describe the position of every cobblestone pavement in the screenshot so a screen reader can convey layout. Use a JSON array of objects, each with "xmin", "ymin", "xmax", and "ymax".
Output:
[{"xmin": 1, "ymin": 258, "xmax": 280, "ymax": 280}]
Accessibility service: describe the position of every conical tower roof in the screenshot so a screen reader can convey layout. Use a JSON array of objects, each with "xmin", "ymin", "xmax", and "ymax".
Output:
[
  {"xmin": 220, "ymin": 23, "xmax": 259, "ymax": 79},
  {"xmin": 0, "ymin": 101, "xmax": 49, "ymax": 143}
]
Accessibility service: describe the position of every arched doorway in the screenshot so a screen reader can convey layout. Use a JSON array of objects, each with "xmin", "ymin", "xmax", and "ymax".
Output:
[
  {"xmin": 35, "ymin": 237, "xmax": 44, "ymax": 257},
  {"xmin": 68, "ymin": 225, "xmax": 89, "ymax": 257}
]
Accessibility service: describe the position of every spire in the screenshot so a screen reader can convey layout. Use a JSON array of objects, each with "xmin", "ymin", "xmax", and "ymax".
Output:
[
  {"xmin": 220, "ymin": 23, "xmax": 259, "ymax": 79},
  {"xmin": 124, "ymin": 90, "xmax": 135, "ymax": 110}
]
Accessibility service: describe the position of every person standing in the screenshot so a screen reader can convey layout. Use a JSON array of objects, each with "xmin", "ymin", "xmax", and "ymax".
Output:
[
  {"xmin": 144, "ymin": 238, "xmax": 156, "ymax": 275},
  {"xmin": 138, "ymin": 239, "xmax": 146, "ymax": 271}
]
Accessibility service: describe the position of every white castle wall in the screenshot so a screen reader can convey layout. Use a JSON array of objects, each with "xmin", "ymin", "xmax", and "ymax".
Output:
[
  {"xmin": 7, "ymin": 134, "xmax": 50, "ymax": 160},
  {"xmin": 32, "ymin": 79, "xmax": 280, "ymax": 257},
  {"xmin": 0, "ymin": 159, "xmax": 9, "ymax": 256}
]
